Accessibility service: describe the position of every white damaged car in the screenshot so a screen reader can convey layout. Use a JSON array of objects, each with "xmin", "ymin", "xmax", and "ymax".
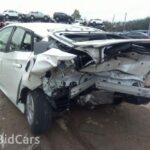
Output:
[{"xmin": 0, "ymin": 23, "xmax": 150, "ymax": 134}]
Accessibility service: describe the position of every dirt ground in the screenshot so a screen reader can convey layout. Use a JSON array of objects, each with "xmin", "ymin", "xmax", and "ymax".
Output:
[{"xmin": 0, "ymin": 91, "xmax": 150, "ymax": 150}]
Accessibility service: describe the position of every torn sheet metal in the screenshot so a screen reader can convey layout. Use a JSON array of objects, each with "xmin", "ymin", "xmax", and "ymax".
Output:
[
  {"xmin": 31, "ymin": 48, "xmax": 76, "ymax": 74},
  {"xmin": 22, "ymin": 48, "xmax": 76, "ymax": 90}
]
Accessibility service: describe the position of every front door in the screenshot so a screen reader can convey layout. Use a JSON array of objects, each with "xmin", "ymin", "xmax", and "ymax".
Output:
[
  {"xmin": 0, "ymin": 26, "xmax": 14, "ymax": 90},
  {"xmin": 1, "ymin": 27, "xmax": 33, "ymax": 103}
]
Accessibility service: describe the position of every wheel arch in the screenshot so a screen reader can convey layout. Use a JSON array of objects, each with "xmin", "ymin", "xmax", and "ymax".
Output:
[{"xmin": 19, "ymin": 87, "xmax": 31, "ymax": 104}]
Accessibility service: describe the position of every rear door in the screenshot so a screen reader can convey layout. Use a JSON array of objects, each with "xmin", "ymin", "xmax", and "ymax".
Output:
[{"xmin": 1, "ymin": 27, "xmax": 33, "ymax": 103}]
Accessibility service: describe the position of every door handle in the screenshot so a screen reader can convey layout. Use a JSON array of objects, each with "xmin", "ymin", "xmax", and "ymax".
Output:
[{"xmin": 13, "ymin": 63, "xmax": 22, "ymax": 68}]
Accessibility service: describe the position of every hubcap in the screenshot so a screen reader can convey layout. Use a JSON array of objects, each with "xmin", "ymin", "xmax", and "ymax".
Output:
[{"xmin": 26, "ymin": 93, "xmax": 34, "ymax": 125}]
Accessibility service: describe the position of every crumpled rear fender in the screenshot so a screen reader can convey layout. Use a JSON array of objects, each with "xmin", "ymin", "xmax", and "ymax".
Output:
[{"xmin": 22, "ymin": 48, "xmax": 76, "ymax": 90}]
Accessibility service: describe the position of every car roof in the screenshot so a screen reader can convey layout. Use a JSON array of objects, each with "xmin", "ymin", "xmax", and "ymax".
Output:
[
  {"xmin": 4, "ymin": 10, "xmax": 15, "ymax": 12},
  {"xmin": 6, "ymin": 23, "xmax": 100, "ymax": 37},
  {"xmin": 30, "ymin": 11, "xmax": 41, "ymax": 13},
  {"xmin": 54, "ymin": 12, "xmax": 66, "ymax": 14}
]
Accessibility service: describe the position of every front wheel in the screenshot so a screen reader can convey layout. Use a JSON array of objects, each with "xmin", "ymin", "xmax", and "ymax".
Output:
[
  {"xmin": 25, "ymin": 89, "xmax": 53, "ymax": 134},
  {"xmin": 18, "ymin": 15, "xmax": 22, "ymax": 21},
  {"xmin": 30, "ymin": 15, "xmax": 35, "ymax": 22},
  {"xmin": 55, "ymin": 17, "xmax": 59, "ymax": 22},
  {"xmin": 5, "ymin": 15, "xmax": 9, "ymax": 21},
  {"xmin": 44, "ymin": 16, "xmax": 49, "ymax": 22},
  {"xmin": 68, "ymin": 18, "xmax": 72, "ymax": 24}
]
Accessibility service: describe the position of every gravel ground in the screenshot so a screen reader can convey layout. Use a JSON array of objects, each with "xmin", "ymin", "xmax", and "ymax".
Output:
[{"xmin": 0, "ymin": 91, "xmax": 150, "ymax": 150}]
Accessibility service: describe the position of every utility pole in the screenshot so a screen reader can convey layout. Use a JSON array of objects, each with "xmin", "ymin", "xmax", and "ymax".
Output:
[
  {"xmin": 111, "ymin": 14, "xmax": 115, "ymax": 32},
  {"xmin": 148, "ymin": 22, "xmax": 150, "ymax": 35},
  {"xmin": 123, "ymin": 12, "xmax": 127, "ymax": 31},
  {"xmin": 112, "ymin": 14, "xmax": 115, "ymax": 23}
]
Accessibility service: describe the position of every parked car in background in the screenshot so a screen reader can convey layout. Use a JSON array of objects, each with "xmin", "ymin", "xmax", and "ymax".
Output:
[
  {"xmin": 118, "ymin": 31, "xmax": 150, "ymax": 39},
  {"xmin": 26, "ymin": 11, "xmax": 50, "ymax": 22},
  {"xmin": 74, "ymin": 18, "xmax": 87, "ymax": 25},
  {"xmin": 132, "ymin": 30, "xmax": 150, "ymax": 36},
  {"xmin": 53, "ymin": 12, "xmax": 74, "ymax": 24},
  {"xmin": 3, "ymin": 10, "xmax": 25, "ymax": 21},
  {"xmin": 88, "ymin": 19, "xmax": 105, "ymax": 30}
]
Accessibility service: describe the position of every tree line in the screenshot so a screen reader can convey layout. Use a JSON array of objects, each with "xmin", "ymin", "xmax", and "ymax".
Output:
[
  {"xmin": 104, "ymin": 17, "xmax": 150, "ymax": 32},
  {"xmin": 72, "ymin": 9, "xmax": 150, "ymax": 32}
]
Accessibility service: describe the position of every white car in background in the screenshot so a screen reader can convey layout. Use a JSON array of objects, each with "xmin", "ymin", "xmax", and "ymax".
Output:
[
  {"xmin": 88, "ymin": 19, "xmax": 105, "ymax": 30},
  {"xmin": 3, "ymin": 10, "xmax": 25, "ymax": 21},
  {"xmin": 0, "ymin": 23, "xmax": 150, "ymax": 134},
  {"xmin": 26, "ymin": 11, "xmax": 50, "ymax": 21}
]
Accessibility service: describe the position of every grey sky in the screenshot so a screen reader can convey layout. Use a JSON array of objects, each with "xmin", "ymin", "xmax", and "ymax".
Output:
[{"xmin": 0, "ymin": 0, "xmax": 149, "ymax": 22}]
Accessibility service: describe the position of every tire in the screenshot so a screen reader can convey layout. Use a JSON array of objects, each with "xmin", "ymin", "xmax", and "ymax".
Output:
[
  {"xmin": 30, "ymin": 15, "xmax": 35, "ymax": 22},
  {"xmin": 25, "ymin": 89, "xmax": 53, "ymax": 134},
  {"xmin": 44, "ymin": 16, "xmax": 48, "ymax": 21},
  {"xmin": 18, "ymin": 15, "xmax": 22, "ymax": 21},
  {"xmin": 68, "ymin": 18, "xmax": 72, "ymax": 24},
  {"xmin": 113, "ymin": 94, "xmax": 123, "ymax": 105},
  {"xmin": 93, "ymin": 22, "xmax": 96, "ymax": 26},
  {"xmin": 55, "ymin": 17, "xmax": 59, "ymax": 22},
  {"xmin": 5, "ymin": 15, "xmax": 9, "ymax": 21}
]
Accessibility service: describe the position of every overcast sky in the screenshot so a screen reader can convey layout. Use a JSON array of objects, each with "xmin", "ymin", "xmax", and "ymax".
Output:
[{"xmin": 0, "ymin": 0, "xmax": 149, "ymax": 22}]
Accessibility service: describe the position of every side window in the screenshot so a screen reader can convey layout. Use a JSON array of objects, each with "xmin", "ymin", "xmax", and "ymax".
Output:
[
  {"xmin": 0, "ymin": 27, "xmax": 13, "ymax": 51},
  {"xmin": 21, "ymin": 32, "xmax": 32, "ymax": 51},
  {"xmin": 9, "ymin": 28, "xmax": 25, "ymax": 51}
]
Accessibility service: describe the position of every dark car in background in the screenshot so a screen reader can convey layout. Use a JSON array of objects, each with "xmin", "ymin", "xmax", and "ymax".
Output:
[
  {"xmin": 53, "ymin": 12, "xmax": 74, "ymax": 24},
  {"xmin": 118, "ymin": 31, "xmax": 150, "ymax": 39},
  {"xmin": 26, "ymin": 11, "xmax": 50, "ymax": 22}
]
